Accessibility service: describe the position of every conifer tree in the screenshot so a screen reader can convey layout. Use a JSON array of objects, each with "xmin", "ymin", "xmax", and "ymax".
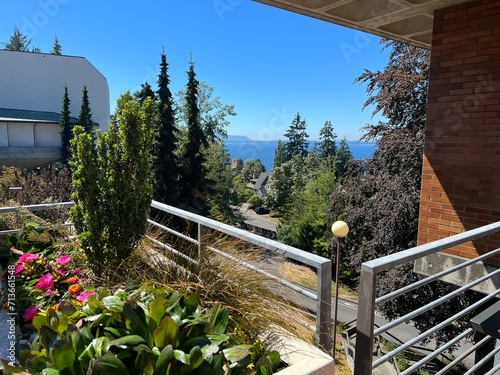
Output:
[
  {"xmin": 335, "ymin": 137, "xmax": 353, "ymax": 178},
  {"xmin": 59, "ymin": 86, "xmax": 72, "ymax": 164},
  {"xmin": 78, "ymin": 86, "xmax": 95, "ymax": 142},
  {"xmin": 134, "ymin": 82, "xmax": 155, "ymax": 105},
  {"xmin": 180, "ymin": 60, "xmax": 208, "ymax": 212},
  {"xmin": 284, "ymin": 112, "xmax": 309, "ymax": 160},
  {"xmin": 319, "ymin": 120, "xmax": 337, "ymax": 159},
  {"xmin": 5, "ymin": 27, "xmax": 31, "ymax": 51},
  {"xmin": 51, "ymin": 36, "xmax": 62, "ymax": 55},
  {"xmin": 273, "ymin": 140, "xmax": 287, "ymax": 169},
  {"xmin": 154, "ymin": 53, "xmax": 180, "ymax": 204}
]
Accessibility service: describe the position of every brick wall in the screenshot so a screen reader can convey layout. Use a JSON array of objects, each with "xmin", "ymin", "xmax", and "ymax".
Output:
[{"xmin": 418, "ymin": 0, "xmax": 500, "ymax": 264}]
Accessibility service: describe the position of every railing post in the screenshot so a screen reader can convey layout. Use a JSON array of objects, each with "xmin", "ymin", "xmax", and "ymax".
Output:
[
  {"xmin": 198, "ymin": 223, "xmax": 205, "ymax": 257},
  {"xmin": 354, "ymin": 268, "xmax": 377, "ymax": 375},
  {"xmin": 317, "ymin": 260, "xmax": 332, "ymax": 353}
]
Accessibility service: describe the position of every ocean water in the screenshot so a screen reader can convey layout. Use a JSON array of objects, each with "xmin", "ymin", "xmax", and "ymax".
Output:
[{"xmin": 225, "ymin": 140, "xmax": 376, "ymax": 171}]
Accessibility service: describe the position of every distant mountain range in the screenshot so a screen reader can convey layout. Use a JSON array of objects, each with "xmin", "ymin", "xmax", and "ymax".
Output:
[{"xmin": 227, "ymin": 135, "xmax": 254, "ymax": 142}]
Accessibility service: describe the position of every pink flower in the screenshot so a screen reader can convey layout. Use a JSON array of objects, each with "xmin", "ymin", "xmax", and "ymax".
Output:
[
  {"xmin": 76, "ymin": 290, "xmax": 95, "ymax": 302},
  {"xmin": 19, "ymin": 252, "xmax": 39, "ymax": 263},
  {"xmin": 23, "ymin": 305, "xmax": 39, "ymax": 321},
  {"xmin": 44, "ymin": 289, "xmax": 55, "ymax": 297},
  {"xmin": 13, "ymin": 263, "xmax": 24, "ymax": 275},
  {"xmin": 55, "ymin": 267, "xmax": 66, "ymax": 276},
  {"xmin": 10, "ymin": 247, "xmax": 23, "ymax": 256},
  {"xmin": 35, "ymin": 273, "xmax": 54, "ymax": 290},
  {"xmin": 55, "ymin": 255, "xmax": 71, "ymax": 265}
]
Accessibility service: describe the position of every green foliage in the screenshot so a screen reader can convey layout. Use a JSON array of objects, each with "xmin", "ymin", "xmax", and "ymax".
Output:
[
  {"xmin": 134, "ymin": 82, "xmax": 156, "ymax": 105},
  {"xmin": 238, "ymin": 159, "xmax": 266, "ymax": 183},
  {"xmin": 70, "ymin": 93, "xmax": 155, "ymax": 278},
  {"xmin": 5, "ymin": 289, "xmax": 281, "ymax": 375},
  {"xmin": 78, "ymin": 85, "xmax": 95, "ymax": 141},
  {"xmin": 154, "ymin": 52, "xmax": 180, "ymax": 205},
  {"xmin": 178, "ymin": 61, "xmax": 208, "ymax": 213},
  {"xmin": 276, "ymin": 153, "xmax": 338, "ymax": 257},
  {"xmin": 273, "ymin": 140, "xmax": 287, "ymax": 169},
  {"xmin": 60, "ymin": 86, "xmax": 73, "ymax": 164},
  {"xmin": 335, "ymin": 137, "xmax": 353, "ymax": 179},
  {"xmin": 284, "ymin": 112, "xmax": 309, "ymax": 161},
  {"xmin": 319, "ymin": 120, "xmax": 337, "ymax": 159},
  {"xmin": 203, "ymin": 141, "xmax": 239, "ymax": 224},
  {"xmin": 5, "ymin": 26, "xmax": 32, "ymax": 51},
  {"xmin": 247, "ymin": 195, "xmax": 263, "ymax": 209},
  {"xmin": 51, "ymin": 36, "xmax": 62, "ymax": 55}
]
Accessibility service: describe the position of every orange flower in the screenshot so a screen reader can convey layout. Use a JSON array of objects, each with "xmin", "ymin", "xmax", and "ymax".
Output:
[
  {"xmin": 68, "ymin": 284, "xmax": 82, "ymax": 295},
  {"xmin": 68, "ymin": 276, "xmax": 79, "ymax": 284}
]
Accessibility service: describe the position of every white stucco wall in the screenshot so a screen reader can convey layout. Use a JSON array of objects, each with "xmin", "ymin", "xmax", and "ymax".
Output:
[
  {"xmin": 8, "ymin": 123, "xmax": 34, "ymax": 147},
  {"xmin": 0, "ymin": 50, "xmax": 110, "ymax": 131}
]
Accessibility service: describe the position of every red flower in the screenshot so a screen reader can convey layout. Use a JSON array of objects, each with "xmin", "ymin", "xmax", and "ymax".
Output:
[{"xmin": 68, "ymin": 276, "xmax": 79, "ymax": 284}]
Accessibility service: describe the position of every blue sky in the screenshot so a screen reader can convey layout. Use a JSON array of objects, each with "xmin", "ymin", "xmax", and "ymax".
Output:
[{"xmin": 1, "ymin": 0, "xmax": 389, "ymax": 141}]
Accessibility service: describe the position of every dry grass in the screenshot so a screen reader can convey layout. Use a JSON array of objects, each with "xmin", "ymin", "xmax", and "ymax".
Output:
[
  {"xmin": 103, "ymin": 227, "xmax": 317, "ymax": 347},
  {"xmin": 280, "ymin": 262, "xmax": 358, "ymax": 303}
]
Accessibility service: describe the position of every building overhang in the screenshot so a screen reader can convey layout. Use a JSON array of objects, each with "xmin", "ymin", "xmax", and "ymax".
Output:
[{"xmin": 253, "ymin": 0, "xmax": 474, "ymax": 49}]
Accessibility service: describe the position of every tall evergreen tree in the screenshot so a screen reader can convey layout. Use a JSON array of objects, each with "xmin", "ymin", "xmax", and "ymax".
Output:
[
  {"xmin": 5, "ymin": 26, "xmax": 31, "ymax": 51},
  {"xmin": 335, "ymin": 137, "xmax": 353, "ymax": 178},
  {"xmin": 273, "ymin": 140, "xmax": 287, "ymax": 169},
  {"xmin": 284, "ymin": 112, "xmax": 309, "ymax": 160},
  {"xmin": 78, "ymin": 86, "xmax": 95, "ymax": 141},
  {"xmin": 154, "ymin": 53, "xmax": 180, "ymax": 205},
  {"xmin": 51, "ymin": 36, "xmax": 62, "ymax": 55},
  {"xmin": 180, "ymin": 60, "xmax": 207, "ymax": 212},
  {"xmin": 134, "ymin": 81, "xmax": 155, "ymax": 105},
  {"xmin": 59, "ymin": 86, "xmax": 72, "ymax": 164},
  {"xmin": 319, "ymin": 120, "xmax": 337, "ymax": 159}
]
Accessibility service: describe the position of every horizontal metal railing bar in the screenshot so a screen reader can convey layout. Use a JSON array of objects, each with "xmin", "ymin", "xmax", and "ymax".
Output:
[
  {"xmin": 207, "ymin": 245, "xmax": 318, "ymax": 301},
  {"xmin": 399, "ymin": 328, "xmax": 473, "ymax": 375},
  {"xmin": 151, "ymin": 200, "xmax": 330, "ymax": 269},
  {"xmin": 362, "ymin": 221, "xmax": 500, "ymax": 274},
  {"xmin": 372, "ymin": 288, "xmax": 500, "ymax": 369},
  {"xmin": 147, "ymin": 219, "xmax": 197, "ymax": 245},
  {"xmin": 0, "ymin": 222, "xmax": 74, "ymax": 236},
  {"xmin": 376, "ymin": 247, "xmax": 500, "ymax": 305},
  {"xmin": 435, "ymin": 335, "xmax": 493, "ymax": 375},
  {"xmin": 0, "ymin": 202, "xmax": 74, "ymax": 213},
  {"xmin": 484, "ymin": 362, "xmax": 500, "ymax": 375},
  {"xmin": 464, "ymin": 345, "xmax": 500, "ymax": 375},
  {"xmin": 374, "ymin": 267, "xmax": 500, "ymax": 336},
  {"xmin": 145, "ymin": 235, "xmax": 199, "ymax": 265}
]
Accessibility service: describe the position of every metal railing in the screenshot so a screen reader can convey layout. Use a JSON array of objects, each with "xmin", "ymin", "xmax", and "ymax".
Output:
[
  {"xmin": 0, "ymin": 200, "xmax": 333, "ymax": 352},
  {"xmin": 354, "ymin": 221, "xmax": 500, "ymax": 375}
]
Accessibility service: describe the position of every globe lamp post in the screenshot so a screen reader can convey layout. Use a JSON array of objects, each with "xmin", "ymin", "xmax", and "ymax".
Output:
[{"xmin": 331, "ymin": 221, "xmax": 349, "ymax": 367}]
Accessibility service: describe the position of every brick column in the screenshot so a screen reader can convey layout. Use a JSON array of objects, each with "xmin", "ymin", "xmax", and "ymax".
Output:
[{"xmin": 418, "ymin": 0, "xmax": 500, "ymax": 265}]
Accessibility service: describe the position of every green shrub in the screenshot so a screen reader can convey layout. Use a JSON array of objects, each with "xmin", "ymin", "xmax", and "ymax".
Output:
[
  {"xmin": 247, "ymin": 195, "xmax": 263, "ymax": 208},
  {"xmin": 70, "ymin": 93, "xmax": 155, "ymax": 278},
  {"xmin": 3, "ymin": 289, "xmax": 281, "ymax": 375}
]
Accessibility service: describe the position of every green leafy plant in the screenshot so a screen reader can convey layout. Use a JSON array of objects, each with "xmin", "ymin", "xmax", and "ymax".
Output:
[{"xmin": 3, "ymin": 289, "xmax": 280, "ymax": 374}]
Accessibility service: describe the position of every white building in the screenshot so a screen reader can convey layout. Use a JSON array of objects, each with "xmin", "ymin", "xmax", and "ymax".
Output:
[{"xmin": 0, "ymin": 50, "xmax": 110, "ymax": 168}]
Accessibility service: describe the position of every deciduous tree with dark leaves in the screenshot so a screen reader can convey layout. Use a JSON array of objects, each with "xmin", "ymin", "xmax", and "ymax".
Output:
[{"xmin": 329, "ymin": 39, "xmax": 481, "ymax": 349}]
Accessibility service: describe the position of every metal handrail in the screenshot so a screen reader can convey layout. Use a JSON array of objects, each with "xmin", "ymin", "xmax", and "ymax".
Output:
[
  {"xmin": 354, "ymin": 220, "xmax": 500, "ymax": 375},
  {"xmin": 1, "ymin": 200, "xmax": 333, "ymax": 352}
]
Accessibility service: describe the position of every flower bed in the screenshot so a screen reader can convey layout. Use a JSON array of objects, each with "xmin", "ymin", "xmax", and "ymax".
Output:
[{"xmin": 0, "ymin": 223, "xmax": 288, "ymax": 374}]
